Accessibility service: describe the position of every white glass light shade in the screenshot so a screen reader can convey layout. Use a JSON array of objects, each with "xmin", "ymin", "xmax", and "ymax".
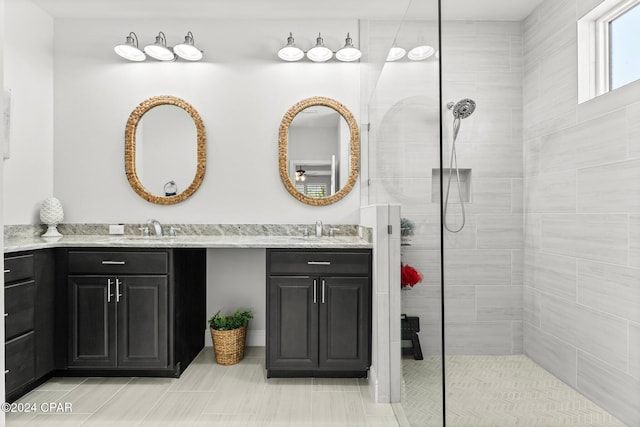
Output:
[
  {"xmin": 335, "ymin": 33, "xmax": 361, "ymax": 62},
  {"xmin": 278, "ymin": 46, "xmax": 304, "ymax": 61},
  {"xmin": 114, "ymin": 33, "xmax": 146, "ymax": 61},
  {"xmin": 307, "ymin": 46, "xmax": 332, "ymax": 62},
  {"xmin": 278, "ymin": 32, "xmax": 304, "ymax": 61},
  {"xmin": 174, "ymin": 32, "xmax": 203, "ymax": 61},
  {"xmin": 306, "ymin": 33, "xmax": 333, "ymax": 62},
  {"xmin": 40, "ymin": 197, "xmax": 64, "ymax": 238},
  {"xmin": 144, "ymin": 32, "xmax": 175, "ymax": 61},
  {"xmin": 408, "ymin": 45, "xmax": 435, "ymax": 61},
  {"xmin": 144, "ymin": 44, "xmax": 174, "ymax": 61},
  {"xmin": 174, "ymin": 44, "xmax": 202, "ymax": 61},
  {"xmin": 336, "ymin": 47, "xmax": 361, "ymax": 62},
  {"xmin": 386, "ymin": 46, "xmax": 406, "ymax": 61}
]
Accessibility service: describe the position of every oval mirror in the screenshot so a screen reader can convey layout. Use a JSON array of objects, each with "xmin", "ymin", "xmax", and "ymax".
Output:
[
  {"xmin": 279, "ymin": 96, "xmax": 360, "ymax": 206},
  {"xmin": 125, "ymin": 96, "xmax": 206, "ymax": 205}
]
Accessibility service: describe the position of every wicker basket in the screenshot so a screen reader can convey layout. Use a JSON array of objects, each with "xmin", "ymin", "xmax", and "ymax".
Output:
[{"xmin": 210, "ymin": 325, "xmax": 247, "ymax": 365}]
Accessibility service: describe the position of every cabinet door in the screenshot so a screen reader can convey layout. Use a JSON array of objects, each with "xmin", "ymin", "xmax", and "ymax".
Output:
[
  {"xmin": 267, "ymin": 276, "xmax": 318, "ymax": 370},
  {"xmin": 68, "ymin": 276, "xmax": 116, "ymax": 367},
  {"xmin": 318, "ymin": 276, "xmax": 370, "ymax": 371},
  {"xmin": 117, "ymin": 275, "xmax": 168, "ymax": 368}
]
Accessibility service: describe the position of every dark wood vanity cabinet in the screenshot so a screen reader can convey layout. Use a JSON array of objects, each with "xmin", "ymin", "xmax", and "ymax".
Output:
[
  {"xmin": 66, "ymin": 251, "xmax": 170, "ymax": 369},
  {"xmin": 67, "ymin": 257, "xmax": 169, "ymax": 369},
  {"xmin": 4, "ymin": 250, "xmax": 55, "ymax": 402},
  {"xmin": 266, "ymin": 249, "xmax": 372, "ymax": 378},
  {"xmin": 3, "ymin": 246, "xmax": 205, "ymax": 401},
  {"xmin": 65, "ymin": 249, "xmax": 205, "ymax": 376}
]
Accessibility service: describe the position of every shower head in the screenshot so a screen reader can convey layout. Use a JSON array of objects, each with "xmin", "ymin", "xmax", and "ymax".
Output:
[{"xmin": 447, "ymin": 98, "xmax": 476, "ymax": 119}]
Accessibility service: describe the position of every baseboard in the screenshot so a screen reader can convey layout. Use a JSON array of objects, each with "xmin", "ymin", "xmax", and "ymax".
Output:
[{"xmin": 368, "ymin": 365, "xmax": 391, "ymax": 403}]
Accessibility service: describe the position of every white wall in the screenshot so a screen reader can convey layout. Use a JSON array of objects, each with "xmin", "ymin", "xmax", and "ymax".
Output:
[
  {"xmin": 3, "ymin": 0, "xmax": 54, "ymax": 224},
  {"xmin": 289, "ymin": 125, "xmax": 338, "ymax": 163},
  {"xmin": 52, "ymin": 19, "xmax": 362, "ymax": 225},
  {"xmin": 206, "ymin": 249, "xmax": 266, "ymax": 347}
]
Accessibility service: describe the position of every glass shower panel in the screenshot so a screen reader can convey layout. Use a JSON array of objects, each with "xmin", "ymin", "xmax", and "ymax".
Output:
[{"xmin": 365, "ymin": 1, "xmax": 442, "ymax": 425}]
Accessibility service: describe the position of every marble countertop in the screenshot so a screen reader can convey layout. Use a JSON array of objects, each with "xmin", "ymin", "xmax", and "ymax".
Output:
[{"xmin": 4, "ymin": 234, "xmax": 372, "ymax": 253}]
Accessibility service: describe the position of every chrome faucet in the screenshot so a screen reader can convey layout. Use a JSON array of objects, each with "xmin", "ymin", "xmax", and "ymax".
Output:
[
  {"xmin": 315, "ymin": 220, "xmax": 323, "ymax": 237},
  {"xmin": 147, "ymin": 219, "xmax": 163, "ymax": 237}
]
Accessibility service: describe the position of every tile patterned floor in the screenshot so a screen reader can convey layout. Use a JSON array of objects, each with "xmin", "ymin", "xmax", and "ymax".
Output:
[
  {"xmin": 6, "ymin": 347, "xmax": 398, "ymax": 427},
  {"xmin": 9, "ymin": 350, "xmax": 626, "ymax": 426},
  {"xmin": 401, "ymin": 355, "xmax": 629, "ymax": 427}
]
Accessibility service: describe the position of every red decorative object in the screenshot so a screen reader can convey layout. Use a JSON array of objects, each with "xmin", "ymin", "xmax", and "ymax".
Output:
[{"xmin": 401, "ymin": 263, "xmax": 423, "ymax": 288}]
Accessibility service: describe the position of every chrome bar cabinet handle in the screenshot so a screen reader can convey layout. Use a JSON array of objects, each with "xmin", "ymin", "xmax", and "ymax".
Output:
[
  {"xmin": 313, "ymin": 279, "xmax": 317, "ymax": 304},
  {"xmin": 116, "ymin": 278, "xmax": 122, "ymax": 303},
  {"xmin": 307, "ymin": 261, "xmax": 331, "ymax": 265}
]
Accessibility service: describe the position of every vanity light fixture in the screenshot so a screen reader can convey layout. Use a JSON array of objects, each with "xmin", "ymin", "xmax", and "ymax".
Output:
[
  {"xmin": 117, "ymin": 31, "xmax": 203, "ymax": 62},
  {"xmin": 307, "ymin": 33, "xmax": 333, "ymax": 62},
  {"xmin": 114, "ymin": 32, "xmax": 146, "ymax": 61},
  {"xmin": 277, "ymin": 32, "xmax": 305, "ymax": 61},
  {"xmin": 144, "ymin": 32, "xmax": 176, "ymax": 61},
  {"xmin": 173, "ymin": 31, "xmax": 203, "ymax": 61},
  {"xmin": 278, "ymin": 32, "xmax": 362, "ymax": 62},
  {"xmin": 335, "ymin": 33, "xmax": 362, "ymax": 62}
]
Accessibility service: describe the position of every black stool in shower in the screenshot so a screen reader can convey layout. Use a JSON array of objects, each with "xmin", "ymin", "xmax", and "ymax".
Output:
[{"xmin": 401, "ymin": 314, "xmax": 423, "ymax": 360}]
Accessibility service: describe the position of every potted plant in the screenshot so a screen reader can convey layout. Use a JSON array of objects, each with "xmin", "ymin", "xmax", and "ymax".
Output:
[
  {"xmin": 400, "ymin": 217, "xmax": 415, "ymax": 245},
  {"xmin": 208, "ymin": 309, "xmax": 253, "ymax": 365}
]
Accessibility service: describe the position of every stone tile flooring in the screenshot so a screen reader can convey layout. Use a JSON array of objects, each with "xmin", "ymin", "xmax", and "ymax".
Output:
[
  {"xmin": 400, "ymin": 355, "xmax": 629, "ymax": 427},
  {"xmin": 6, "ymin": 347, "xmax": 398, "ymax": 427},
  {"xmin": 8, "ymin": 350, "xmax": 627, "ymax": 426}
]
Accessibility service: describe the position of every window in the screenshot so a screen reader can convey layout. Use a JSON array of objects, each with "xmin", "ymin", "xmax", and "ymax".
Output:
[
  {"xmin": 578, "ymin": 0, "xmax": 640, "ymax": 102},
  {"xmin": 609, "ymin": 3, "xmax": 640, "ymax": 90},
  {"xmin": 295, "ymin": 182, "xmax": 327, "ymax": 198}
]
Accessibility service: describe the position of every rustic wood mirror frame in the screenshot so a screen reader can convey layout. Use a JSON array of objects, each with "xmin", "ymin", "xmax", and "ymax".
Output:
[
  {"xmin": 125, "ymin": 95, "xmax": 206, "ymax": 205},
  {"xmin": 278, "ymin": 96, "xmax": 360, "ymax": 206}
]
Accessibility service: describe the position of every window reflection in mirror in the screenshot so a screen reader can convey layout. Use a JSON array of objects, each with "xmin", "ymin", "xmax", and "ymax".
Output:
[{"xmin": 288, "ymin": 106, "xmax": 351, "ymax": 198}]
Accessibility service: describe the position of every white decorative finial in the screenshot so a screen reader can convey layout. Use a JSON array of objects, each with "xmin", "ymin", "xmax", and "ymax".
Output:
[{"xmin": 40, "ymin": 197, "xmax": 64, "ymax": 238}]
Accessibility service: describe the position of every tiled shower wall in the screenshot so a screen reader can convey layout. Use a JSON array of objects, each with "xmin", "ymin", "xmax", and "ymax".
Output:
[
  {"xmin": 369, "ymin": 20, "xmax": 524, "ymax": 355},
  {"xmin": 522, "ymin": 0, "xmax": 640, "ymax": 425},
  {"xmin": 439, "ymin": 21, "xmax": 524, "ymax": 355}
]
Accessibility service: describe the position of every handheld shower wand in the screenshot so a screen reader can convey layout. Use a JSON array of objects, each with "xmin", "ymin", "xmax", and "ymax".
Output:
[{"xmin": 444, "ymin": 99, "xmax": 476, "ymax": 233}]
